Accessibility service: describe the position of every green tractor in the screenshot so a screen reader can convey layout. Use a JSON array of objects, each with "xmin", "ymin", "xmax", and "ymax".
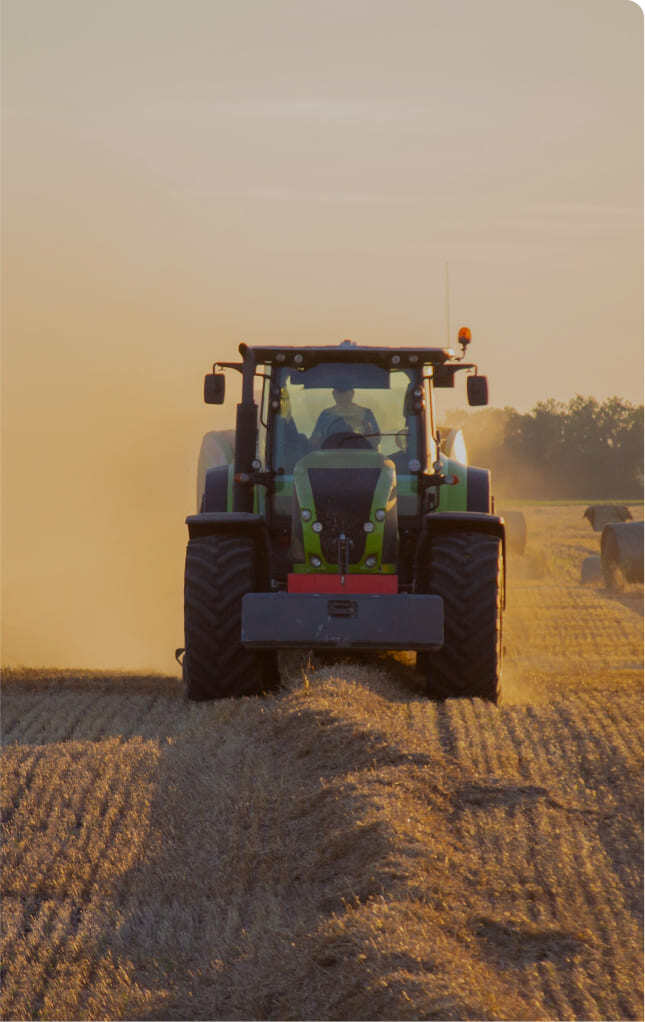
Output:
[{"xmin": 182, "ymin": 330, "xmax": 505, "ymax": 702}]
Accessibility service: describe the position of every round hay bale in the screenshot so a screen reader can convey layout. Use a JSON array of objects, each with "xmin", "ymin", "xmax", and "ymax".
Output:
[
  {"xmin": 583, "ymin": 504, "xmax": 632, "ymax": 532},
  {"xmin": 580, "ymin": 555, "xmax": 602, "ymax": 585},
  {"xmin": 601, "ymin": 521, "xmax": 644, "ymax": 590},
  {"xmin": 500, "ymin": 510, "xmax": 527, "ymax": 556}
]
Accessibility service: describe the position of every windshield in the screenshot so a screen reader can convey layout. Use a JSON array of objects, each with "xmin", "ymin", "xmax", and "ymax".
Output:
[{"xmin": 268, "ymin": 364, "xmax": 420, "ymax": 472}]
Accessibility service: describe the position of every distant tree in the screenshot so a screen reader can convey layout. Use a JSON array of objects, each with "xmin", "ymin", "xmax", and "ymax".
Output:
[{"xmin": 438, "ymin": 396, "xmax": 643, "ymax": 499}]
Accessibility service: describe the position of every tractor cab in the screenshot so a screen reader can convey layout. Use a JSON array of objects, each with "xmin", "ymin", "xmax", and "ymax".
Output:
[
  {"xmin": 200, "ymin": 338, "xmax": 491, "ymax": 586},
  {"xmin": 263, "ymin": 356, "xmax": 428, "ymax": 582}
]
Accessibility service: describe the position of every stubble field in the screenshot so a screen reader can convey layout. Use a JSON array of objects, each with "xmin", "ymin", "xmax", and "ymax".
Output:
[{"xmin": 2, "ymin": 504, "xmax": 643, "ymax": 1020}]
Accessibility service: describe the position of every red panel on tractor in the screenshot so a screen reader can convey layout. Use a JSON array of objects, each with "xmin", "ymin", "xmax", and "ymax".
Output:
[{"xmin": 287, "ymin": 573, "xmax": 398, "ymax": 594}]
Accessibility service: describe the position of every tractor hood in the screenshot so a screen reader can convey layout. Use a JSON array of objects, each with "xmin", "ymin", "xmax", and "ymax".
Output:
[{"xmin": 291, "ymin": 449, "xmax": 398, "ymax": 573}]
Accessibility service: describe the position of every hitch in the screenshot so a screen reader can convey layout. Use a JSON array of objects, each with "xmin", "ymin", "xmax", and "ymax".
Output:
[{"xmin": 337, "ymin": 532, "xmax": 351, "ymax": 581}]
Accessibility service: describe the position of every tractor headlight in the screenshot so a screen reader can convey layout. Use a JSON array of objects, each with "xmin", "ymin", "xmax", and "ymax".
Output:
[
  {"xmin": 312, "ymin": 521, "xmax": 323, "ymax": 533},
  {"xmin": 301, "ymin": 509, "xmax": 312, "ymax": 522},
  {"xmin": 310, "ymin": 555, "xmax": 322, "ymax": 568},
  {"xmin": 363, "ymin": 522, "xmax": 375, "ymax": 533},
  {"xmin": 374, "ymin": 509, "xmax": 386, "ymax": 522},
  {"xmin": 365, "ymin": 555, "xmax": 378, "ymax": 568}
]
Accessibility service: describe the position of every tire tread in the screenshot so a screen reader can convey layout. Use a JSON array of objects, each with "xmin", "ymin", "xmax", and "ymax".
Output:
[
  {"xmin": 418, "ymin": 531, "xmax": 502, "ymax": 702},
  {"xmin": 184, "ymin": 534, "xmax": 278, "ymax": 700}
]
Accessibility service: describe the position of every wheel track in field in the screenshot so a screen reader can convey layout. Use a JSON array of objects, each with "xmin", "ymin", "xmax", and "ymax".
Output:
[
  {"xmin": 508, "ymin": 704, "xmax": 639, "ymax": 1019},
  {"xmin": 2, "ymin": 733, "xmax": 161, "ymax": 1020},
  {"xmin": 434, "ymin": 692, "xmax": 639, "ymax": 1020},
  {"xmin": 422, "ymin": 575, "xmax": 643, "ymax": 1021}
]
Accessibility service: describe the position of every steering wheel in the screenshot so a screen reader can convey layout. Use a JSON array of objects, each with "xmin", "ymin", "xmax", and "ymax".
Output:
[{"xmin": 321, "ymin": 430, "xmax": 372, "ymax": 451}]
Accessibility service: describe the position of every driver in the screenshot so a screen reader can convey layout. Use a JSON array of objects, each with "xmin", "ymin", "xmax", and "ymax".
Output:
[{"xmin": 310, "ymin": 385, "xmax": 380, "ymax": 449}]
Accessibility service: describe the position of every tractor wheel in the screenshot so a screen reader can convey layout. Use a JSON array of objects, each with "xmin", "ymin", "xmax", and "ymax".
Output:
[
  {"xmin": 417, "ymin": 531, "xmax": 503, "ymax": 703},
  {"xmin": 183, "ymin": 533, "xmax": 279, "ymax": 700}
]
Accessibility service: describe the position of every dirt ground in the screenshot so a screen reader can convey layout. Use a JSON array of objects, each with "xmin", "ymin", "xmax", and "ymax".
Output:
[{"xmin": 2, "ymin": 504, "xmax": 643, "ymax": 1020}]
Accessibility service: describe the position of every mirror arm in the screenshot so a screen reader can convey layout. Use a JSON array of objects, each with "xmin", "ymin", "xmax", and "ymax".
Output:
[
  {"xmin": 449, "ymin": 362, "xmax": 477, "ymax": 375},
  {"xmin": 213, "ymin": 361, "xmax": 243, "ymax": 374}
]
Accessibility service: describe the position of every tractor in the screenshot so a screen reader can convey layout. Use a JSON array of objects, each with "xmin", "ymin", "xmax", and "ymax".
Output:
[{"xmin": 181, "ymin": 329, "xmax": 506, "ymax": 703}]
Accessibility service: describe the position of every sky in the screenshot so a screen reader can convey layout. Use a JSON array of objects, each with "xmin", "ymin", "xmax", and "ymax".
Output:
[{"xmin": 2, "ymin": 0, "xmax": 642, "ymax": 671}]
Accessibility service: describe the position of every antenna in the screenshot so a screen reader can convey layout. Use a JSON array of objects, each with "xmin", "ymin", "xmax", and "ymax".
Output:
[{"xmin": 445, "ymin": 261, "xmax": 451, "ymax": 347}]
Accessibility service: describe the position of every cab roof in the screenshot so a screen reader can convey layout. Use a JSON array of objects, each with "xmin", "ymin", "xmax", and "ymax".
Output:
[{"xmin": 239, "ymin": 343, "xmax": 456, "ymax": 367}]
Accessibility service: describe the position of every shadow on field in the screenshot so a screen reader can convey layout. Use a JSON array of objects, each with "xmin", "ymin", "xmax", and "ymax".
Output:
[
  {"xmin": 1, "ymin": 667, "xmax": 183, "ymax": 697},
  {"xmin": 598, "ymin": 587, "xmax": 644, "ymax": 618},
  {"xmin": 103, "ymin": 669, "xmax": 506, "ymax": 1022},
  {"xmin": 1, "ymin": 668, "xmax": 184, "ymax": 746},
  {"xmin": 473, "ymin": 918, "xmax": 585, "ymax": 966}
]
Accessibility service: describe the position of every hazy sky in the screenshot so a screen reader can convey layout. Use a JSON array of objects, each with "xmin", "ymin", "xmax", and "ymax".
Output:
[{"xmin": 2, "ymin": 0, "xmax": 642, "ymax": 670}]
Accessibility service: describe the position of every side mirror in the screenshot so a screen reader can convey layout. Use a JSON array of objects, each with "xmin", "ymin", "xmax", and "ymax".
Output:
[
  {"xmin": 433, "ymin": 365, "xmax": 455, "ymax": 388},
  {"xmin": 204, "ymin": 373, "xmax": 226, "ymax": 404},
  {"xmin": 467, "ymin": 375, "xmax": 488, "ymax": 406}
]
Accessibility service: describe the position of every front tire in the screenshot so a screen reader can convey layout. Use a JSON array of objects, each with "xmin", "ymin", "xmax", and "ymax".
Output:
[
  {"xmin": 417, "ymin": 531, "xmax": 503, "ymax": 703},
  {"xmin": 183, "ymin": 533, "xmax": 279, "ymax": 700}
]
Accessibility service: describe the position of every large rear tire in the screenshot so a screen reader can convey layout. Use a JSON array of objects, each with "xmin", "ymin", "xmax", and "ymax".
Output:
[
  {"xmin": 184, "ymin": 533, "xmax": 279, "ymax": 700},
  {"xmin": 417, "ymin": 531, "xmax": 503, "ymax": 703}
]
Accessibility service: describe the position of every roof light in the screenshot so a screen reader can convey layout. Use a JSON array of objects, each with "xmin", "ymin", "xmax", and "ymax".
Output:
[
  {"xmin": 375, "ymin": 509, "xmax": 386, "ymax": 521},
  {"xmin": 312, "ymin": 521, "xmax": 323, "ymax": 533},
  {"xmin": 363, "ymin": 522, "xmax": 375, "ymax": 533},
  {"xmin": 294, "ymin": 353, "xmax": 304, "ymax": 364},
  {"xmin": 310, "ymin": 555, "xmax": 322, "ymax": 568},
  {"xmin": 365, "ymin": 555, "xmax": 378, "ymax": 568}
]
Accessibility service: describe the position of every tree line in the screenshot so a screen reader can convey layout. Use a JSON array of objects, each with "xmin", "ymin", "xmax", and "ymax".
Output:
[{"xmin": 442, "ymin": 395, "xmax": 643, "ymax": 500}]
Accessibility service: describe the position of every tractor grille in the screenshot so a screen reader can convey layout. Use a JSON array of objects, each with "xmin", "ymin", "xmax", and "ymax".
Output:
[{"xmin": 308, "ymin": 467, "xmax": 381, "ymax": 565}]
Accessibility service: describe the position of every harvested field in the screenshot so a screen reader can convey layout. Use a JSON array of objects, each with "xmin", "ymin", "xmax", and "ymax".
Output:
[{"xmin": 2, "ymin": 504, "xmax": 643, "ymax": 1020}]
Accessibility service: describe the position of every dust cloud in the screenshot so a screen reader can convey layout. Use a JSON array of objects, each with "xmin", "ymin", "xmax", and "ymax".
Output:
[
  {"xmin": 2, "ymin": 253, "xmax": 237, "ymax": 672},
  {"xmin": 2, "ymin": 402, "xmax": 228, "ymax": 673},
  {"xmin": 434, "ymin": 400, "xmax": 557, "ymax": 503}
]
